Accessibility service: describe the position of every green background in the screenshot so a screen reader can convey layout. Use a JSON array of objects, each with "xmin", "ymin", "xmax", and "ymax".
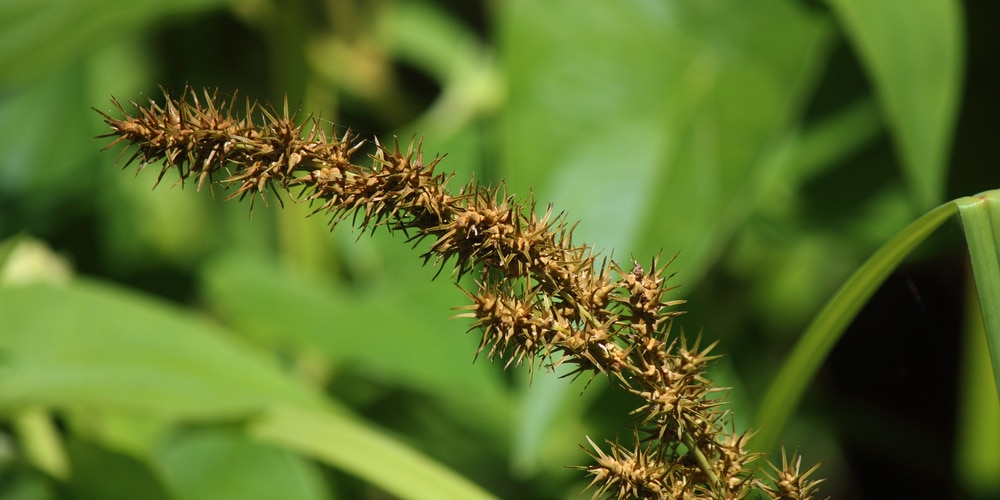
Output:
[{"xmin": 1, "ymin": 0, "xmax": 998, "ymax": 498}]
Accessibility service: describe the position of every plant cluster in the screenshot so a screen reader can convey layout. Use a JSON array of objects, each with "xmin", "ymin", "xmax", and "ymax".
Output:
[{"xmin": 96, "ymin": 87, "xmax": 825, "ymax": 499}]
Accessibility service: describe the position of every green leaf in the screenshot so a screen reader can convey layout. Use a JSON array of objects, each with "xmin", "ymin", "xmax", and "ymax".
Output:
[
  {"xmin": 198, "ymin": 251, "xmax": 510, "ymax": 419},
  {"xmin": 753, "ymin": 198, "xmax": 958, "ymax": 451},
  {"xmin": 0, "ymin": 279, "xmax": 500, "ymax": 499},
  {"xmin": 249, "ymin": 405, "xmax": 498, "ymax": 500},
  {"xmin": 158, "ymin": 429, "xmax": 329, "ymax": 500},
  {"xmin": 828, "ymin": 0, "xmax": 964, "ymax": 208},
  {"xmin": 956, "ymin": 191, "xmax": 1000, "ymax": 399},
  {"xmin": 500, "ymin": 0, "xmax": 833, "ymax": 283},
  {"xmin": 954, "ymin": 281, "xmax": 1000, "ymax": 497},
  {"xmin": 0, "ymin": 280, "xmax": 324, "ymax": 418}
]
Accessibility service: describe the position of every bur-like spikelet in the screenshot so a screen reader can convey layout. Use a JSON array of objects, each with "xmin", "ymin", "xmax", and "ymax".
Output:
[
  {"xmin": 580, "ymin": 435, "xmax": 673, "ymax": 500},
  {"xmin": 96, "ymin": 86, "xmax": 826, "ymax": 499},
  {"xmin": 756, "ymin": 449, "xmax": 827, "ymax": 500}
]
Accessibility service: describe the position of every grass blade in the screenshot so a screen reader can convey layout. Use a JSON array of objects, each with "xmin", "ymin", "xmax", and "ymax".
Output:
[
  {"xmin": 954, "ymin": 276, "xmax": 1000, "ymax": 497},
  {"xmin": 754, "ymin": 199, "xmax": 958, "ymax": 451},
  {"xmin": 957, "ymin": 190, "xmax": 1000, "ymax": 399}
]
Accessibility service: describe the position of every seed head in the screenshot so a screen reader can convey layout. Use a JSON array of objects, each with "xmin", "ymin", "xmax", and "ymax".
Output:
[{"xmin": 97, "ymin": 86, "xmax": 825, "ymax": 499}]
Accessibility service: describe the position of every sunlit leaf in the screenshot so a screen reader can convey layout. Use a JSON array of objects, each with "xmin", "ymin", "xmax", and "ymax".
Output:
[
  {"xmin": 0, "ymin": 279, "xmax": 500, "ymax": 499},
  {"xmin": 0, "ymin": 280, "xmax": 323, "ymax": 418},
  {"xmin": 250, "ymin": 405, "xmax": 498, "ymax": 500}
]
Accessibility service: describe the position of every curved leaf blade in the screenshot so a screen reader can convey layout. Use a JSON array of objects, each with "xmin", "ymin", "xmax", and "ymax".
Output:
[
  {"xmin": 0, "ymin": 279, "xmax": 499, "ymax": 499},
  {"xmin": 250, "ymin": 405, "xmax": 498, "ymax": 500},
  {"xmin": 957, "ymin": 190, "xmax": 1000, "ymax": 399},
  {"xmin": 829, "ymin": 0, "xmax": 964, "ymax": 208},
  {"xmin": 753, "ymin": 198, "xmax": 958, "ymax": 450}
]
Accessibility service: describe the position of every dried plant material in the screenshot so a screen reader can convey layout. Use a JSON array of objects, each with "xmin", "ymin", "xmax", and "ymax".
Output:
[
  {"xmin": 755, "ymin": 448, "xmax": 826, "ymax": 500},
  {"xmin": 96, "ymin": 86, "xmax": 825, "ymax": 499}
]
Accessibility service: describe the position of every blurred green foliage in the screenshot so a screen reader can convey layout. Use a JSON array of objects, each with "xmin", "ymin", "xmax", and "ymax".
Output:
[{"xmin": 1, "ymin": 0, "xmax": 997, "ymax": 498}]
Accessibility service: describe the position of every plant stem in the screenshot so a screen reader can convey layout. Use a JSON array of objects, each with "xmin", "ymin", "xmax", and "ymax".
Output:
[{"xmin": 682, "ymin": 430, "xmax": 720, "ymax": 489}]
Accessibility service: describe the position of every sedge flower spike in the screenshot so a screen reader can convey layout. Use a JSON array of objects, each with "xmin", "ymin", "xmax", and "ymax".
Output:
[{"xmin": 96, "ymin": 86, "xmax": 826, "ymax": 499}]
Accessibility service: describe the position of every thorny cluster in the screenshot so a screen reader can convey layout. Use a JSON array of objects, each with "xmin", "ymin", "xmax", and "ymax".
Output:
[{"xmin": 96, "ymin": 87, "xmax": 825, "ymax": 499}]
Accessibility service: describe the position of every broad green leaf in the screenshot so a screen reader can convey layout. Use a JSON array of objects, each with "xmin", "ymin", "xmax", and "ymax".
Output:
[
  {"xmin": 828, "ymin": 0, "xmax": 964, "ymax": 209},
  {"xmin": 500, "ymin": 0, "xmax": 832, "ymax": 282},
  {"xmin": 0, "ymin": 280, "xmax": 323, "ymax": 418},
  {"xmin": 158, "ymin": 429, "xmax": 329, "ymax": 500},
  {"xmin": 250, "ymin": 405, "xmax": 498, "ymax": 500},
  {"xmin": 0, "ymin": 279, "xmax": 501, "ymax": 499}
]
